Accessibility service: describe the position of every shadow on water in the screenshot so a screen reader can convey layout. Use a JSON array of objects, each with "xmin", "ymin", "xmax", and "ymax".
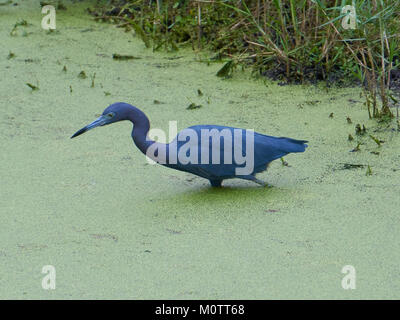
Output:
[{"xmin": 152, "ymin": 184, "xmax": 288, "ymax": 216}]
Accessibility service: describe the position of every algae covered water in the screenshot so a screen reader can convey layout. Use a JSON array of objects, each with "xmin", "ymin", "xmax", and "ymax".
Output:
[{"xmin": 1, "ymin": 1, "xmax": 399, "ymax": 299}]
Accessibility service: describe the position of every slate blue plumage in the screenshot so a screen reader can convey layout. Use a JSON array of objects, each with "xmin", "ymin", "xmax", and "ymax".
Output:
[{"xmin": 71, "ymin": 102, "xmax": 308, "ymax": 187}]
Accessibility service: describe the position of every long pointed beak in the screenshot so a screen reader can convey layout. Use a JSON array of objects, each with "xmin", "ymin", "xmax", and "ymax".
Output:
[{"xmin": 71, "ymin": 115, "xmax": 108, "ymax": 139}]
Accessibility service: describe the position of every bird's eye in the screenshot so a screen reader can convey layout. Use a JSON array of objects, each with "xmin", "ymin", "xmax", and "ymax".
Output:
[{"xmin": 107, "ymin": 113, "xmax": 114, "ymax": 118}]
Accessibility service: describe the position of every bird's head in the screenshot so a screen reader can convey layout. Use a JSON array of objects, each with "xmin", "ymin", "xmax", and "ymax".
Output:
[{"xmin": 70, "ymin": 102, "xmax": 132, "ymax": 139}]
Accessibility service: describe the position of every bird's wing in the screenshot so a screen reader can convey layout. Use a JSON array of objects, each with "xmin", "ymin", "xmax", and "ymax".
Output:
[{"xmin": 165, "ymin": 125, "xmax": 307, "ymax": 178}]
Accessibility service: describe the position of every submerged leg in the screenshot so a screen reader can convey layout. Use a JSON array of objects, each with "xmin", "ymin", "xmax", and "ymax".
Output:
[{"xmin": 209, "ymin": 179, "xmax": 223, "ymax": 187}]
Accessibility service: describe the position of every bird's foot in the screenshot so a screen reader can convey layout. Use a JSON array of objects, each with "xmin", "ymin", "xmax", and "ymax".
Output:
[{"xmin": 251, "ymin": 177, "xmax": 269, "ymax": 187}]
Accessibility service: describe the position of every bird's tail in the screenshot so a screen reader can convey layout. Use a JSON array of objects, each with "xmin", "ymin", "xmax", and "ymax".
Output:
[{"xmin": 276, "ymin": 137, "xmax": 308, "ymax": 153}]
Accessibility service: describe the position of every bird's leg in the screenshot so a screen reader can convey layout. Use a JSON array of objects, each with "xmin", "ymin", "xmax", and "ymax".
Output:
[
  {"xmin": 237, "ymin": 175, "xmax": 269, "ymax": 187},
  {"xmin": 247, "ymin": 176, "xmax": 269, "ymax": 187},
  {"xmin": 209, "ymin": 179, "xmax": 223, "ymax": 187}
]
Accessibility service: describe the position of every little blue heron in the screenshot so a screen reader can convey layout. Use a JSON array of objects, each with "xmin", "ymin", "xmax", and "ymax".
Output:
[{"xmin": 71, "ymin": 102, "xmax": 308, "ymax": 187}]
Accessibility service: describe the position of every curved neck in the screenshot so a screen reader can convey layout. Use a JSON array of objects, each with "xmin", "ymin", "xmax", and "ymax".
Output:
[{"xmin": 128, "ymin": 107, "xmax": 155, "ymax": 155}]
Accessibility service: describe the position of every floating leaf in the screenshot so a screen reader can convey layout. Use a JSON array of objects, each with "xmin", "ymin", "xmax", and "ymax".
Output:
[
  {"xmin": 187, "ymin": 103, "xmax": 202, "ymax": 110},
  {"xmin": 26, "ymin": 83, "xmax": 39, "ymax": 91},
  {"xmin": 112, "ymin": 54, "xmax": 141, "ymax": 60},
  {"xmin": 78, "ymin": 71, "xmax": 87, "ymax": 79},
  {"xmin": 7, "ymin": 51, "xmax": 15, "ymax": 59},
  {"xmin": 350, "ymin": 143, "xmax": 361, "ymax": 152},
  {"xmin": 336, "ymin": 163, "xmax": 366, "ymax": 170},
  {"xmin": 369, "ymin": 135, "xmax": 384, "ymax": 146}
]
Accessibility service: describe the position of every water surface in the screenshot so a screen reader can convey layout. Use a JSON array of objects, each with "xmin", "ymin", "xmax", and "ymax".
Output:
[{"xmin": 1, "ymin": 1, "xmax": 399, "ymax": 299}]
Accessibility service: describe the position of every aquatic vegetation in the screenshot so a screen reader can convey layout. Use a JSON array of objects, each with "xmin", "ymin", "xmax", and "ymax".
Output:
[
  {"xmin": 26, "ymin": 82, "xmax": 39, "ymax": 91},
  {"xmin": 10, "ymin": 19, "xmax": 28, "ymax": 36},
  {"xmin": 78, "ymin": 71, "xmax": 87, "ymax": 79},
  {"xmin": 3, "ymin": 1, "xmax": 400, "ymax": 298},
  {"xmin": 186, "ymin": 102, "xmax": 202, "ymax": 110},
  {"xmin": 0, "ymin": 0, "xmax": 12, "ymax": 6},
  {"xmin": 369, "ymin": 134, "xmax": 384, "ymax": 146},
  {"xmin": 90, "ymin": 0, "xmax": 400, "ymax": 121},
  {"xmin": 112, "ymin": 53, "xmax": 141, "ymax": 60},
  {"xmin": 355, "ymin": 123, "xmax": 367, "ymax": 135},
  {"xmin": 90, "ymin": 72, "xmax": 96, "ymax": 88},
  {"xmin": 280, "ymin": 157, "xmax": 289, "ymax": 167},
  {"xmin": 350, "ymin": 143, "xmax": 361, "ymax": 152},
  {"xmin": 7, "ymin": 51, "xmax": 15, "ymax": 59},
  {"xmin": 216, "ymin": 60, "xmax": 236, "ymax": 78}
]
